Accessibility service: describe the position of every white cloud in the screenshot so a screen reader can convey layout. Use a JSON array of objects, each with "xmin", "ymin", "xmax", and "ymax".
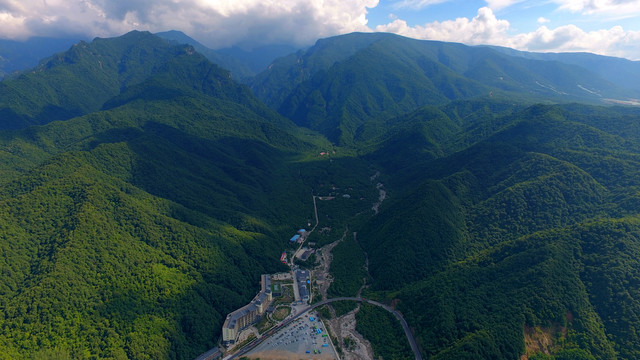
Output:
[
  {"xmin": 484, "ymin": 0, "xmax": 525, "ymax": 11},
  {"xmin": 511, "ymin": 24, "xmax": 640, "ymax": 59},
  {"xmin": 1, "ymin": 0, "xmax": 640, "ymax": 60},
  {"xmin": 537, "ymin": 16, "xmax": 550, "ymax": 23},
  {"xmin": 0, "ymin": 11, "xmax": 29, "ymax": 39},
  {"xmin": 392, "ymin": 0, "xmax": 450, "ymax": 10},
  {"xmin": 553, "ymin": 0, "xmax": 640, "ymax": 15},
  {"xmin": 375, "ymin": 6, "xmax": 640, "ymax": 59},
  {"xmin": 376, "ymin": 7, "xmax": 510, "ymax": 45},
  {"xmin": 0, "ymin": 0, "xmax": 378, "ymax": 48}
]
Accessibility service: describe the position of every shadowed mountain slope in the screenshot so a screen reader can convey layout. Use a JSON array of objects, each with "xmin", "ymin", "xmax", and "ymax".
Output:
[
  {"xmin": 252, "ymin": 32, "xmax": 638, "ymax": 145},
  {"xmin": 3, "ymin": 30, "xmax": 640, "ymax": 360}
]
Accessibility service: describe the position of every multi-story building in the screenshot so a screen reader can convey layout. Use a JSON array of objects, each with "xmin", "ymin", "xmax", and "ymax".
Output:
[
  {"xmin": 221, "ymin": 275, "xmax": 273, "ymax": 344},
  {"xmin": 296, "ymin": 269, "xmax": 310, "ymax": 303}
]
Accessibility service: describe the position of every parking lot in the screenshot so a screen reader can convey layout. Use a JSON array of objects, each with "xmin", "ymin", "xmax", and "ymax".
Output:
[{"xmin": 245, "ymin": 311, "xmax": 336, "ymax": 359}]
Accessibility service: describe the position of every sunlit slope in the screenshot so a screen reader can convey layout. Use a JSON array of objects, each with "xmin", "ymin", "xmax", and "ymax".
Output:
[
  {"xmin": 357, "ymin": 102, "xmax": 640, "ymax": 359},
  {"xmin": 0, "ymin": 149, "xmax": 289, "ymax": 359},
  {"xmin": 0, "ymin": 32, "xmax": 330, "ymax": 359}
]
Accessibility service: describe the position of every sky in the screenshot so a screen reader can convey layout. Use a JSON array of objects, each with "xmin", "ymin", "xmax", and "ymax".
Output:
[{"xmin": 1, "ymin": 0, "xmax": 640, "ymax": 60}]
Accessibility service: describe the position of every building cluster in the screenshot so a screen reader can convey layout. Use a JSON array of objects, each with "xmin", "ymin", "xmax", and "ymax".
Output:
[
  {"xmin": 297, "ymin": 247, "xmax": 314, "ymax": 261},
  {"xmin": 271, "ymin": 272, "xmax": 291, "ymax": 281},
  {"xmin": 222, "ymin": 274, "xmax": 272, "ymax": 344},
  {"xmin": 289, "ymin": 229, "xmax": 307, "ymax": 244},
  {"xmin": 296, "ymin": 269, "xmax": 310, "ymax": 303}
]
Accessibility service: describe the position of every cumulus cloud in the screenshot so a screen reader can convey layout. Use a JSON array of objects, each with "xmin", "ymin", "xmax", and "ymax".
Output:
[
  {"xmin": 1, "ymin": 0, "xmax": 639, "ymax": 59},
  {"xmin": 537, "ymin": 17, "xmax": 550, "ymax": 24},
  {"xmin": 0, "ymin": 0, "xmax": 378, "ymax": 48},
  {"xmin": 375, "ymin": 6, "xmax": 640, "ymax": 59},
  {"xmin": 0, "ymin": 11, "xmax": 28, "ymax": 39},
  {"xmin": 376, "ymin": 7, "xmax": 510, "ymax": 45},
  {"xmin": 511, "ymin": 24, "xmax": 640, "ymax": 59}
]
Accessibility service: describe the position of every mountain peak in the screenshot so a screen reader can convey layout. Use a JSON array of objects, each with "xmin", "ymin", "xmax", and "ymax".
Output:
[{"xmin": 0, "ymin": 31, "xmax": 223, "ymax": 129}]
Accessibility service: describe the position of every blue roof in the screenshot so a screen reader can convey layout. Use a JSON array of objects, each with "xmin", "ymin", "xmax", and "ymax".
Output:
[{"xmin": 290, "ymin": 234, "xmax": 301, "ymax": 242}]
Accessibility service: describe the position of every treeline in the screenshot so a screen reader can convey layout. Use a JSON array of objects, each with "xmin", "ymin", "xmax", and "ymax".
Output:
[
  {"xmin": 0, "ymin": 32, "xmax": 328, "ymax": 358},
  {"xmin": 327, "ymin": 234, "xmax": 367, "ymax": 298},
  {"xmin": 353, "ymin": 102, "xmax": 640, "ymax": 358},
  {"xmin": 355, "ymin": 303, "xmax": 413, "ymax": 360},
  {"xmin": 0, "ymin": 152, "xmax": 279, "ymax": 358}
]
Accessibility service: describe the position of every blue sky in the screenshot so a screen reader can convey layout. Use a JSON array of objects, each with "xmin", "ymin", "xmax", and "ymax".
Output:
[
  {"xmin": 368, "ymin": 0, "xmax": 640, "ymax": 34},
  {"xmin": 1, "ymin": 0, "xmax": 640, "ymax": 59},
  {"xmin": 367, "ymin": 0, "xmax": 640, "ymax": 59}
]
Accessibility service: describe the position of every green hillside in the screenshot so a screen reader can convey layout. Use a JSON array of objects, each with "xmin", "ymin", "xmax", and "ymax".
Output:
[
  {"xmin": 0, "ymin": 31, "xmax": 205, "ymax": 129},
  {"xmin": 353, "ymin": 102, "xmax": 640, "ymax": 359},
  {"xmin": 2, "ymin": 30, "xmax": 640, "ymax": 360},
  {"xmin": 0, "ymin": 37, "xmax": 83, "ymax": 79},
  {"xmin": 489, "ymin": 46, "xmax": 640, "ymax": 93},
  {"xmin": 252, "ymin": 32, "xmax": 638, "ymax": 146},
  {"xmin": 249, "ymin": 32, "xmax": 394, "ymax": 109},
  {"xmin": 0, "ymin": 32, "xmax": 332, "ymax": 359}
]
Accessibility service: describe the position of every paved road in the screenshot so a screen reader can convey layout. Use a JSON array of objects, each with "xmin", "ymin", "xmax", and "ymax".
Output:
[
  {"xmin": 362, "ymin": 298, "xmax": 423, "ymax": 360},
  {"xmin": 216, "ymin": 297, "xmax": 422, "ymax": 360}
]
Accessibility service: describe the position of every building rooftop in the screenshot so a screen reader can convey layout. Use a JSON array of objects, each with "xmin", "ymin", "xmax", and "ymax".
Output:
[
  {"xmin": 299, "ymin": 284, "xmax": 309, "ymax": 300},
  {"xmin": 261, "ymin": 274, "xmax": 271, "ymax": 293},
  {"xmin": 255, "ymin": 291, "xmax": 269, "ymax": 306},
  {"xmin": 300, "ymin": 250, "xmax": 314, "ymax": 261},
  {"xmin": 296, "ymin": 269, "xmax": 310, "ymax": 282},
  {"xmin": 224, "ymin": 302, "xmax": 259, "ymax": 329}
]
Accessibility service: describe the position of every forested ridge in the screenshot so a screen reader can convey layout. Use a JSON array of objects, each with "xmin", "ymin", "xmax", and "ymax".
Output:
[
  {"xmin": 355, "ymin": 102, "xmax": 640, "ymax": 359},
  {"xmin": 0, "ymin": 31, "xmax": 330, "ymax": 359},
  {"xmin": 2, "ymin": 30, "xmax": 640, "ymax": 360}
]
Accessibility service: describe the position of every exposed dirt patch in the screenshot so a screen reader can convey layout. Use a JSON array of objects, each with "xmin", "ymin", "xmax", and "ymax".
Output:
[
  {"xmin": 310, "ymin": 232, "xmax": 375, "ymax": 360},
  {"xmin": 325, "ymin": 306, "xmax": 375, "ymax": 360},
  {"xmin": 246, "ymin": 349, "xmax": 334, "ymax": 360},
  {"xmin": 371, "ymin": 183, "xmax": 387, "ymax": 215},
  {"xmin": 313, "ymin": 235, "xmax": 344, "ymax": 301},
  {"xmin": 523, "ymin": 323, "xmax": 567, "ymax": 356}
]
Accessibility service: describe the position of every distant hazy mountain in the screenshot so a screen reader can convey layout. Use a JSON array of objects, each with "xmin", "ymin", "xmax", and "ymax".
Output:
[
  {"xmin": 249, "ymin": 32, "xmax": 394, "ymax": 109},
  {"xmin": 252, "ymin": 32, "xmax": 638, "ymax": 144},
  {"xmin": 0, "ymin": 37, "xmax": 84, "ymax": 79},
  {"xmin": 0, "ymin": 30, "xmax": 266, "ymax": 129},
  {"xmin": 3, "ymin": 30, "xmax": 640, "ymax": 360},
  {"xmin": 489, "ymin": 45, "xmax": 640, "ymax": 93},
  {"xmin": 156, "ymin": 30, "xmax": 297, "ymax": 81}
]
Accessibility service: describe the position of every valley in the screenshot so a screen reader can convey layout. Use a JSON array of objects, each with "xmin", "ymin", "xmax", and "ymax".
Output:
[
  {"xmin": 1, "ymin": 30, "xmax": 640, "ymax": 360},
  {"xmin": 213, "ymin": 169, "xmax": 406, "ymax": 360}
]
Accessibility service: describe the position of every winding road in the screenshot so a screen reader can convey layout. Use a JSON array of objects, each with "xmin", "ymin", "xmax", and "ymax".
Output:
[
  {"xmin": 200, "ymin": 179, "xmax": 422, "ymax": 360},
  {"xmin": 218, "ymin": 296, "xmax": 422, "ymax": 360}
]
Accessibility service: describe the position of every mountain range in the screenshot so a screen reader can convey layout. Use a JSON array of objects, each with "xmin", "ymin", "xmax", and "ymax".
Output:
[{"xmin": 1, "ymin": 30, "xmax": 640, "ymax": 360}]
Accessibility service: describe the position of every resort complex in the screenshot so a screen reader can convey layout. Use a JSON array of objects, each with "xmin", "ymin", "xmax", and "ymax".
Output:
[{"xmin": 221, "ymin": 274, "xmax": 273, "ymax": 344}]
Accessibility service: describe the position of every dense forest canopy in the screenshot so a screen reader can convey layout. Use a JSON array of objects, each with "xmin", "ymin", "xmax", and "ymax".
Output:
[{"xmin": 1, "ymin": 30, "xmax": 640, "ymax": 360}]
